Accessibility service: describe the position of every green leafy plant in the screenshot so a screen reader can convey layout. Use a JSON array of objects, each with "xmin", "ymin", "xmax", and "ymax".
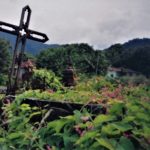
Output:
[
  {"xmin": 31, "ymin": 69, "xmax": 63, "ymax": 91},
  {"xmin": 0, "ymin": 75, "xmax": 150, "ymax": 149}
]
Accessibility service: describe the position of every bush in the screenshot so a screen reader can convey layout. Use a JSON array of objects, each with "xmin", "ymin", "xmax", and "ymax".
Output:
[
  {"xmin": 0, "ymin": 75, "xmax": 150, "ymax": 149},
  {"xmin": 75, "ymin": 76, "xmax": 114, "ymax": 92},
  {"xmin": 31, "ymin": 69, "xmax": 63, "ymax": 91},
  {"xmin": 120, "ymin": 75, "xmax": 150, "ymax": 86}
]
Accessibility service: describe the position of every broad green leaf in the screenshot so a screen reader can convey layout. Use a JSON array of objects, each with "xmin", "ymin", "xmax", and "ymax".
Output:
[
  {"xmin": 0, "ymin": 138, "xmax": 5, "ymax": 143},
  {"xmin": 132, "ymin": 130, "xmax": 143, "ymax": 136},
  {"xmin": 129, "ymin": 105, "xmax": 139, "ymax": 112},
  {"xmin": 20, "ymin": 104, "xmax": 31, "ymax": 111},
  {"xmin": 109, "ymin": 102, "xmax": 125, "ymax": 115},
  {"xmin": 123, "ymin": 116, "xmax": 135, "ymax": 123},
  {"xmin": 143, "ymin": 126, "xmax": 150, "ymax": 138},
  {"xmin": 63, "ymin": 134, "xmax": 78, "ymax": 148},
  {"xmin": 112, "ymin": 123, "xmax": 133, "ymax": 132},
  {"xmin": 102, "ymin": 124, "xmax": 120, "ymax": 135},
  {"xmin": 96, "ymin": 138, "xmax": 115, "ymax": 150},
  {"xmin": 94, "ymin": 115, "xmax": 115, "ymax": 126},
  {"xmin": 136, "ymin": 112, "xmax": 150, "ymax": 122},
  {"xmin": 76, "ymin": 131, "xmax": 98, "ymax": 144},
  {"xmin": 74, "ymin": 110, "xmax": 82, "ymax": 123},
  {"xmin": 119, "ymin": 136, "xmax": 135, "ymax": 150},
  {"xmin": 60, "ymin": 115, "xmax": 75, "ymax": 121},
  {"xmin": 48, "ymin": 119, "xmax": 67, "ymax": 133},
  {"xmin": 7, "ymin": 132, "xmax": 24, "ymax": 140}
]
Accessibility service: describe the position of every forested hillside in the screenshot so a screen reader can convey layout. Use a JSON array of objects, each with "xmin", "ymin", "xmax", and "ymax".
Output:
[
  {"xmin": 37, "ymin": 39, "xmax": 150, "ymax": 77},
  {"xmin": 0, "ymin": 35, "xmax": 150, "ymax": 77},
  {"xmin": 104, "ymin": 38, "xmax": 150, "ymax": 77}
]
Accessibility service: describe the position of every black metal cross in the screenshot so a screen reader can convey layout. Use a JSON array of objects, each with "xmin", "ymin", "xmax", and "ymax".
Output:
[{"xmin": 0, "ymin": 5, "xmax": 49, "ymax": 95}]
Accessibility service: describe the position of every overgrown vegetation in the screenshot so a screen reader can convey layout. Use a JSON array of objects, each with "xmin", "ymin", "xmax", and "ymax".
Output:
[
  {"xmin": 31, "ymin": 69, "xmax": 63, "ymax": 91},
  {"xmin": 0, "ymin": 75, "xmax": 150, "ymax": 150},
  {"xmin": 0, "ymin": 38, "xmax": 150, "ymax": 149}
]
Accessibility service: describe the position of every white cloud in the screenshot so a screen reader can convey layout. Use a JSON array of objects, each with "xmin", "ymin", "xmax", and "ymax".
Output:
[{"xmin": 0, "ymin": 0, "xmax": 150, "ymax": 49}]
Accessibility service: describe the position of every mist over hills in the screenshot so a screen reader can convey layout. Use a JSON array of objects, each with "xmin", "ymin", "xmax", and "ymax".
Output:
[{"xmin": 0, "ymin": 32, "xmax": 59, "ymax": 55}]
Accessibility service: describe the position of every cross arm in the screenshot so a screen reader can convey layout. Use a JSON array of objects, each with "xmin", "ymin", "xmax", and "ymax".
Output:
[
  {"xmin": 28, "ymin": 29, "xmax": 49, "ymax": 42},
  {"xmin": 0, "ymin": 21, "xmax": 49, "ymax": 43},
  {"xmin": 0, "ymin": 21, "xmax": 19, "ymax": 36}
]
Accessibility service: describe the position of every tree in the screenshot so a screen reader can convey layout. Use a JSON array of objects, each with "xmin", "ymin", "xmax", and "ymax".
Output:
[
  {"xmin": 104, "ymin": 42, "xmax": 150, "ymax": 77},
  {"xmin": 104, "ymin": 44, "xmax": 124, "ymax": 65},
  {"xmin": 36, "ymin": 43, "xmax": 109, "ymax": 76},
  {"xmin": 0, "ymin": 39, "xmax": 11, "ymax": 74}
]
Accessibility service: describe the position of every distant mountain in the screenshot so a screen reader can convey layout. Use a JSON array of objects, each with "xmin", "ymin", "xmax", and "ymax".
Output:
[
  {"xmin": 0, "ymin": 32, "xmax": 59, "ymax": 55},
  {"xmin": 104, "ymin": 38, "xmax": 150, "ymax": 77},
  {"xmin": 123, "ymin": 38, "xmax": 150, "ymax": 49}
]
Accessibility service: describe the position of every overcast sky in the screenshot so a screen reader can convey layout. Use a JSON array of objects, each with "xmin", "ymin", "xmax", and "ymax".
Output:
[{"xmin": 0, "ymin": 0, "xmax": 150, "ymax": 49}]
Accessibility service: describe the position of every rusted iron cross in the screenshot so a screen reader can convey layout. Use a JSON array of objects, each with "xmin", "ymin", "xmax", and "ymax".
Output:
[{"xmin": 0, "ymin": 5, "xmax": 49, "ymax": 95}]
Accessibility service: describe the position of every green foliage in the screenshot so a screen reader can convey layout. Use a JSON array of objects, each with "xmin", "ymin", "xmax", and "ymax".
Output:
[
  {"xmin": 75, "ymin": 76, "xmax": 114, "ymax": 92},
  {"xmin": 14, "ymin": 88, "xmax": 100, "ymax": 104},
  {"xmin": 15, "ymin": 76, "xmax": 116, "ymax": 104},
  {"xmin": 0, "ymin": 74, "xmax": 8, "ymax": 85},
  {"xmin": 0, "ymin": 76, "xmax": 150, "ymax": 149},
  {"xmin": 120, "ymin": 75, "xmax": 150, "ymax": 86},
  {"xmin": 0, "ymin": 39, "xmax": 11, "ymax": 74},
  {"xmin": 23, "ymin": 52, "xmax": 36, "ymax": 61},
  {"xmin": 31, "ymin": 69, "xmax": 63, "ymax": 91},
  {"xmin": 0, "ymin": 94, "xmax": 4, "ymax": 101},
  {"xmin": 36, "ymin": 43, "xmax": 109, "ymax": 76},
  {"xmin": 104, "ymin": 44, "xmax": 124, "ymax": 66},
  {"xmin": 104, "ymin": 43, "xmax": 150, "ymax": 77}
]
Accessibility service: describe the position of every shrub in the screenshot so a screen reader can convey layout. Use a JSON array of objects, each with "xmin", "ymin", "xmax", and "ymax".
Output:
[
  {"xmin": 31, "ymin": 69, "xmax": 63, "ymax": 91},
  {"xmin": 120, "ymin": 75, "xmax": 150, "ymax": 86}
]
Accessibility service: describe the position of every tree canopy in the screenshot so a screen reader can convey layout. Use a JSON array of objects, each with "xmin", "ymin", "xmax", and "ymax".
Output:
[
  {"xmin": 0, "ymin": 39, "xmax": 11, "ymax": 74},
  {"xmin": 104, "ymin": 43, "xmax": 150, "ymax": 77},
  {"xmin": 36, "ymin": 43, "xmax": 108, "ymax": 76}
]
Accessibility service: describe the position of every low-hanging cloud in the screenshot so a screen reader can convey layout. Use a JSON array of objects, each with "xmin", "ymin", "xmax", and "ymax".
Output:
[{"xmin": 0, "ymin": 0, "xmax": 150, "ymax": 49}]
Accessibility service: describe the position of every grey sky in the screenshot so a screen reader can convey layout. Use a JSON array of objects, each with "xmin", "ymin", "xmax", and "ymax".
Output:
[{"xmin": 0, "ymin": 0, "xmax": 150, "ymax": 49}]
